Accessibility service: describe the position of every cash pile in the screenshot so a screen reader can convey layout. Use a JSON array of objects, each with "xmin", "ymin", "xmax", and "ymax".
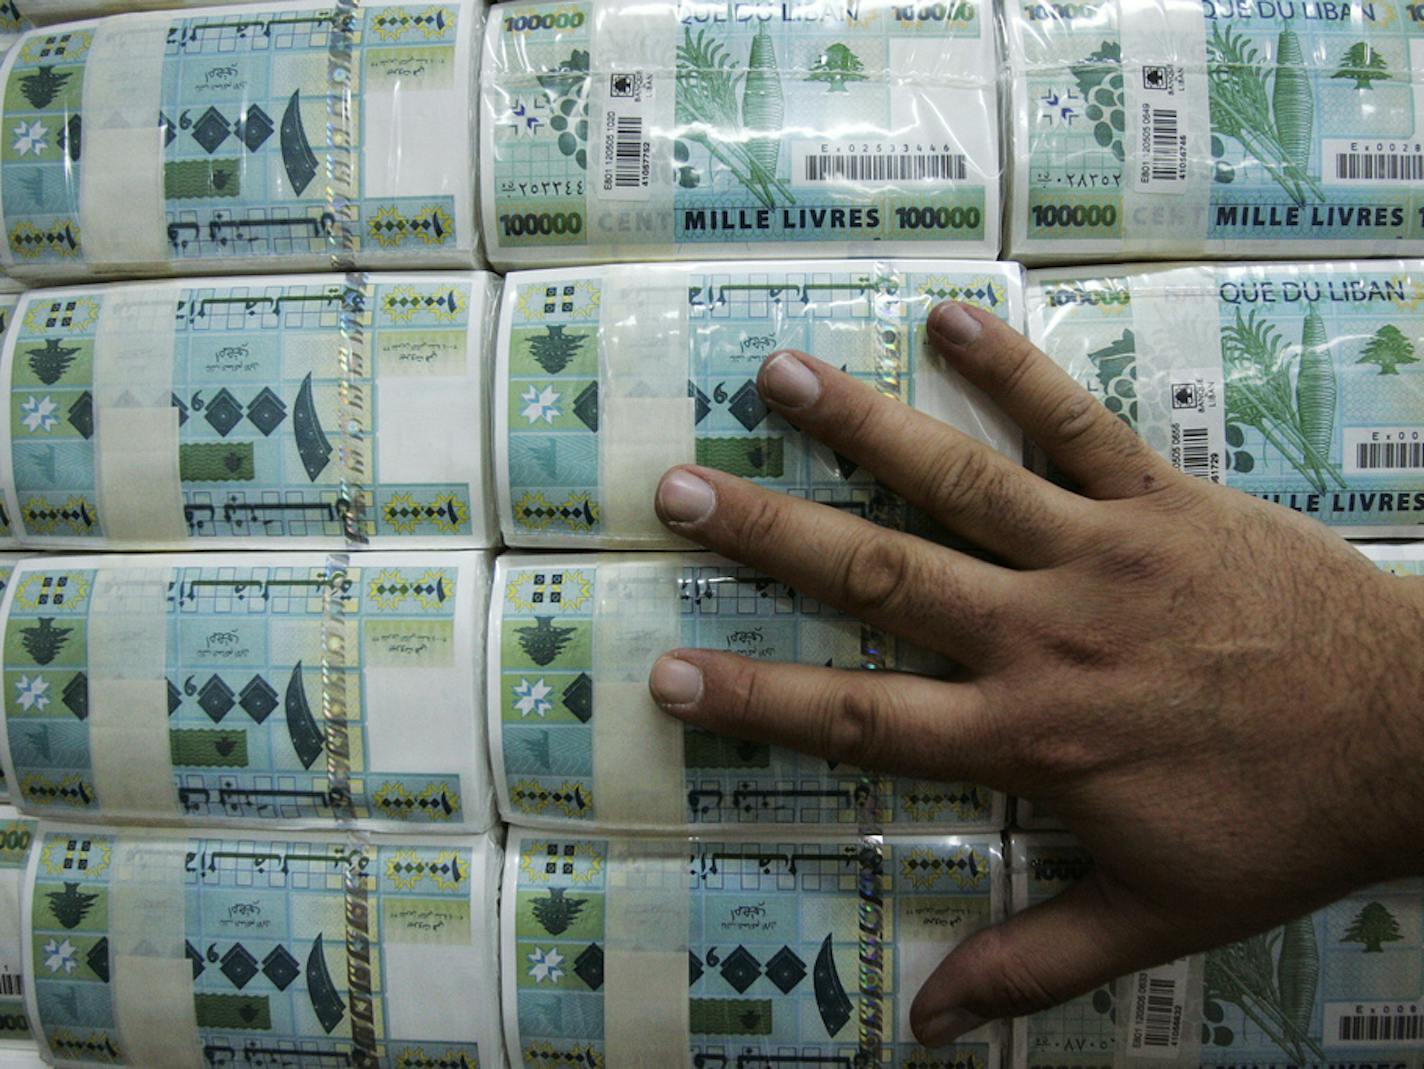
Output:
[
  {"xmin": 1004, "ymin": 0, "xmax": 1424, "ymax": 262},
  {"xmin": 489, "ymin": 552, "xmax": 1002, "ymax": 832},
  {"xmin": 0, "ymin": 0, "xmax": 485, "ymax": 280},
  {"xmin": 1011, "ymin": 834, "xmax": 1424, "ymax": 1069},
  {"xmin": 0, "ymin": 273, "xmax": 501, "ymax": 549},
  {"xmin": 480, "ymin": 0, "xmax": 1002, "ymax": 266},
  {"xmin": 503, "ymin": 828, "xmax": 1006, "ymax": 1068},
  {"xmin": 495, "ymin": 259, "xmax": 1024, "ymax": 547}
]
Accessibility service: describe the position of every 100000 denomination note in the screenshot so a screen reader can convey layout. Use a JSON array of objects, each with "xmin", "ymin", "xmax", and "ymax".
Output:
[
  {"xmin": 1007, "ymin": 0, "xmax": 1424, "ymax": 262},
  {"xmin": 482, "ymin": 0, "xmax": 1000, "ymax": 266},
  {"xmin": 0, "ymin": 0, "xmax": 483, "ymax": 280}
]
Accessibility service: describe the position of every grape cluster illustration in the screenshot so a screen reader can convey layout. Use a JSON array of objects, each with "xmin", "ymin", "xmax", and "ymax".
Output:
[{"xmin": 1071, "ymin": 42, "xmax": 1125, "ymax": 161}]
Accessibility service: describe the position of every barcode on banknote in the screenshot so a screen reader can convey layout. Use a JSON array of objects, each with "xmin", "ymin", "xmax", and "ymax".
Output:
[
  {"xmin": 1325, "ymin": 1001, "xmax": 1424, "ymax": 1047},
  {"xmin": 1125, "ymin": 959, "xmax": 1189, "ymax": 1058},
  {"xmin": 1141, "ymin": 978, "xmax": 1180, "ymax": 1047},
  {"xmin": 1179, "ymin": 426, "xmax": 1212, "ymax": 479},
  {"xmin": 613, "ymin": 116, "xmax": 645, "ymax": 189},
  {"xmin": 1335, "ymin": 151, "xmax": 1424, "ymax": 181},
  {"xmin": 1344, "ymin": 428, "xmax": 1424, "ymax": 474},
  {"xmin": 1145, "ymin": 107, "xmax": 1184, "ymax": 183},
  {"xmin": 802, "ymin": 153, "xmax": 967, "ymax": 182}
]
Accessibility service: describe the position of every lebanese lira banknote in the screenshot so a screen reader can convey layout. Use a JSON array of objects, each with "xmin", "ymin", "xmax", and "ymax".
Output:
[
  {"xmin": 503, "ymin": 829, "xmax": 1005, "ymax": 1069},
  {"xmin": 1006, "ymin": 0, "xmax": 1424, "ymax": 263},
  {"xmin": 24, "ymin": 826, "xmax": 502, "ymax": 1069},
  {"xmin": 0, "ymin": 552, "xmax": 496, "ymax": 831},
  {"xmin": 1, "ymin": 273, "xmax": 500, "ymax": 549},
  {"xmin": 0, "ymin": 555, "xmax": 22, "ymax": 801},
  {"xmin": 1026, "ymin": 261, "xmax": 1424, "ymax": 536},
  {"xmin": 0, "ymin": 287, "xmax": 18, "ymax": 548},
  {"xmin": 1011, "ymin": 833, "xmax": 1424, "ymax": 1069},
  {"xmin": 490, "ymin": 553, "xmax": 1004, "ymax": 833},
  {"xmin": 0, "ymin": 5, "xmax": 28, "ymax": 64},
  {"xmin": 496, "ymin": 260, "xmax": 1023, "ymax": 547},
  {"xmin": 0, "ymin": 0, "xmax": 483, "ymax": 282},
  {"xmin": 0, "ymin": 806, "xmax": 36, "ymax": 1048},
  {"xmin": 480, "ymin": 0, "xmax": 1000, "ymax": 268}
]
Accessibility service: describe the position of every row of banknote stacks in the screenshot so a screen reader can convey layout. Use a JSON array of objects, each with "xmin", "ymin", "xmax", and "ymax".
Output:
[{"xmin": 0, "ymin": 0, "xmax": 1418, "ymax": 1067}]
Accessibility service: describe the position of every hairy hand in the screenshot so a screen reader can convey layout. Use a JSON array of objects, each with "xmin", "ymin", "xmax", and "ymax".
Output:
[{"xmin": 646, "ymin": 300, "xmax": 1424, "ymax": 1047}]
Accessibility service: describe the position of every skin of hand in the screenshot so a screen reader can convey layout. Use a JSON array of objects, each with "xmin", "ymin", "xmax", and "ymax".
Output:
[{"xmin": 645, "ymin": 300, "xmax": 1424, "ymax": 1048}]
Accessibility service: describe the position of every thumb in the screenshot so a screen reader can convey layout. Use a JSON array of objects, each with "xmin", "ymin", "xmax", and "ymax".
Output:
[{"xmin": 909, "ymin": 872, "xmax": 1173, "ymax": 1047}]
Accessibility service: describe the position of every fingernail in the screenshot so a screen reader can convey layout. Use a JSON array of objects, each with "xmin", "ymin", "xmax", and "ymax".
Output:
[
  {"xmin": 919, "ymin": 1008, "xmax": 986, "ymax": 1048},
  {"xmin": 760, "ymin": 352, "xmax": 821, "ymax": 408},
  {"xmin": 928, "ymin": 302, "xmax": 982, "ymax": 349},
  {"xmin": 657, "ymin": 469, "xmax": 716, "ymax": 524},
  {"xmin": 650, "ymin": 655, "xmax": 703, "ymax": 706}
]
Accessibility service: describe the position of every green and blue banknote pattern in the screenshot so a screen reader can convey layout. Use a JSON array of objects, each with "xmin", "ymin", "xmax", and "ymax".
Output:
[
  {"xmin": 492, "ymin": 555, "xmax": 1003, "ymax": 831},
  {"xmin": 504, "ymin": 830, "xmax": 1004, "ymax": 1069},
  {"xmin": 0, "ymin": 553, "xmax": 494, "ymax": 831},
  {"xmin": 0, "ymin": 560, "xmax": 17, "ymax": 801},
  {"xmin": 25, "ymin": 828, "xmax": 501, "ymax": 1068},
  {"xmin": 2, "ymin": 274, "xmax": 499, "ymax": 548},
  {"xmin": 1012, "ymin": 834, "xmax": 1424, "ymax": 1069},
  {"xmin": 1007, "ymin": 0, "xmax": 1424, "ymax": 260},
  {"xmin": 0, "ymin": 292, "xmax": 19, "ymax": 546},
  {"xmin": 0, "ymin": 1, "xmax": 479, "ymax": 278},
  {"xmin": 481, "ymin": 0, "xmax": 999, "ymax": 265},
  {"xmin": 497, "ymin": 261, "xmax": 1022, "ymax": 546},
  {"xmin": 1027, "ymin": 261, "xmax": 1424, "ymax": 533},
  {"xmin": 0, "ymin": 807, "xmax": 36, "ymax": 1045}
]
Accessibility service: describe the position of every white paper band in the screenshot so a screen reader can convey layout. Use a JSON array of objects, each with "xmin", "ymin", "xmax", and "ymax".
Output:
[
  {"xmin": 109, "ymin": 835, "xmax": 203, "ymax": 1068},
  {"xmin": 597, "ymin": 268, "xmax": 695, "ymax": 540},
  {"xmin": 88, "ymin": 567, "xmax": 179, "ymax": 818},
  {"xmin": 78, "ymin": 15, "xmax": 170, "ymax": 269},
  {"xmin": 92, "ymin": 291, "xmax": 185, "ymax": 543},
  {"xmin": 590, "ymin": 555, "xmax": 685, "ymax": 826},
  {"xmin": 1112, "ymin": 953, "xmax": 1205, "ymax": 1069},
  {"xmin": 604, "ymin": 838, "xmax": 690, "ymax": 1068}
]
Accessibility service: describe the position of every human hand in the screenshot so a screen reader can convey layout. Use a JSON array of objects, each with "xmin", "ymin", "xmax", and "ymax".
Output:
[{"xmin": 645, "ymin": 300, "xmax": 1424, "ymax": 1048}]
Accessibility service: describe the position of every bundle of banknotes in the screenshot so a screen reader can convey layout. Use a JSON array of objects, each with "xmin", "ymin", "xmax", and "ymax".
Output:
[
  {"xmin": 0, "ymin": 552, "xmax": 496, "ymax": 832},
  {"xmin": 1027, "ymin": 260, "xmax": 1424, "ymax": 536},
  {"xmin": 0, "ymin": 0, "xmax": 484, "ymax": 281},
  {"xmin": 489, "ymin": 552, "xmax": 1003, "ymax": 833},
  {"xmin": 0, "ymin": 806, "xmax": 34, "ymax": 1048},
  {"xmin": 495, "ymin": 259, "xmax": 1023, "ymax": 547},
  {"xmin": 1004, "ymin": 0, "xmax": 1424, "ymax": 263},
  {"xmin": 502, "ymin": 828, "xmax": 1005, "ymax": 1069},
  {"xmin": 0, "ymin": 273, "xmax": 501, "ymax": 549},
  {"xmin": 480, "ymin": 0, "xmax": 1001, "ymax": 266},
  {"xmin": 1011, "ymin": 833, "xmax": 1424, "ymax": 1069},
  {"xmin": 15, "ymin": 824, "xmax": 502, "ymax": 1068}
]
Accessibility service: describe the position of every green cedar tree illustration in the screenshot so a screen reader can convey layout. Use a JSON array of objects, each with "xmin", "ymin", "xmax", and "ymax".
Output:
[
  {"xmin": 21, "ymin": 617, "xmax": 73, "ymax": 666},
  {"xmin": 1332, "ymin": 41, "xmax": 1390, "ymax": 89},
  {"xmin": 1342, "ymin": 901, "xmax": 1404, "ymax": 952},
  {"xmin": 527, "ymin": 325, "xmax": 586, "ymax": 375},
  {"xmin": 806, "ymin": 43, "xmax": 868, "ymax": 92},
  {"xmin": 47, "ymin": 881, "xmax": 98, "ymax": 929},
  {"xmin": 1357, "ymin": 324, "xmax": 1419, "ymax": 375},
  {"xmin": 18, "ymin": 66, "xmax": 71, "ymax": 109},
  {"xmin": 26, "ymin": 338, "xmax": 80, "ymax": 385},
  {"xmin": 530, "ymin": 886, "xmax": 587, "ymax": 936},
  {"xmin": 517, "ymin": 616, "xmax": 576, "ymax": 666}
]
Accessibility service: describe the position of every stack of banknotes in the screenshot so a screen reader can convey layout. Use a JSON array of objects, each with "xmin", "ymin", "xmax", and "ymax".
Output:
[{"xmin": 1011, "ymin": 833, "xmax": 1424, "ymax": 1069}]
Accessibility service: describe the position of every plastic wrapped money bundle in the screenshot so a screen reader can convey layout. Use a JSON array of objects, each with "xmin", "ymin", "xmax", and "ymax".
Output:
[
  {"xmin": 490, "ymin": 553, "xmax": 1004, "ymax": 833},
  {"xmin": 502, "ymin": 829, "xmax": 1004, "ymax": 1068},
  {"xmin": 0, "ymin": 806, "xmax": 36, "ymax": 1049},
  {"xmin": 1010, "ymin": 833, "xmax": 1424, "ymax": 1069},
  {"xmin": 1005, "ymin": 0, "xmax": 1424, "ymax": 264},
  {"xmin": 480, "ymin": 0, "xmax": 1001, "ymax": 268},
  {"xmin": 0, "ymin": 273, "xmax": 500, "ymax": 549},
  {"xmin": 0, "ymin": 552, "xmax": 496, "ymax": 832},
  {"xmin": 23, "ymin": 825, "xmax": 502, "ymax": 1068},
  {"xmin": 0, "ymin": 0, "xmax": 484, "ymax": 282},
  {"xmin": 496, "ymin": 260, "xmax": 1022, "ymax": 547},
  {"xmin": 1026, "ymin": 261, "xmax": 1424, "ymax": 536}
]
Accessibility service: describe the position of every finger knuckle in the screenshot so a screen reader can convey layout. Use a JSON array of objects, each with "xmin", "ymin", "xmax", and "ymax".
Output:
[
  {"xmin": 732, "ymin": 494, "xmax": 786, "ymax": 551},
  {"xmin": 1044, "ymin": 390, "xmax": 1105, "ymax": 452},
  {"xmin": 818, "ymin": 684, "xmax": 887, "ymax": 767},
  {"xmin": 921, "ymin": 446, "xmax": 997, "ymax": 519},
  {"xmin": 837, "ymin": 536, "xmax": 915, "ymax": 618},
  {"xmin": 992, "ymin": 334, "xmax": 1043, "ymax": 395}
]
